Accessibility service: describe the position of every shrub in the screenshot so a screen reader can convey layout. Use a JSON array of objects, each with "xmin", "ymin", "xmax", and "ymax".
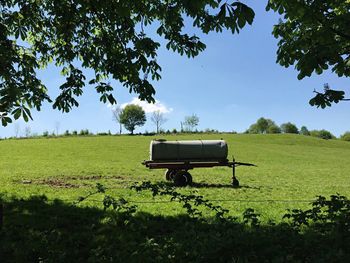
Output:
[
  {"xmin": 97, "ymin": 132, "xmax": 109, "ymax": 136},
  {"xmin": 79, "ymin": 129, "xmax": 90, "ymax": 136},
  {"xmin": 310, "ymin": 129, "xmax": 335, "ymax": 140},
  {"xmin": 42, "ymin": 131, "xmax": 49, "ymax": 137},
  {"xmin": 64, "ymin": 130, "xmax": 70, "ymax": 136},
  {"xmin": 340, "ymin": 131, "xmax": 350, "ymax": 141},
  {"xmin": 72, "ymin": 130, "xmax": 78, "ymax": 135},
  {"xmin": 267, "ymin": 124, "xmax": 281, "ymax": 134},
  {"xmin": 280, "ymin": 122, "xmax": 299, "ymax": 134},
  {"xmin": 248, "ymin": 118, "xmax": 279, "ymax": 134},
  {"xmin": 300, "ymin": 126, "xmax": 310, "ymax": 136}
]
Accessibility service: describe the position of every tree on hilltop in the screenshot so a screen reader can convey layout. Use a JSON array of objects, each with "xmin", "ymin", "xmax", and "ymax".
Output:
[
  {"xmin": 280, "ymin": 122, "xmax": 299, "ymax": 134},
  {"xmin": 183, "ymin": 114, "xmax": 199, "ymax": 132},
  {"xmin": 300, "ymin": 126, "xmax": 310, "ymax": 136},
  {"xmin": 112, "ymin": 106, "xmax": 123, "ymax": 135},
  {"xmin": 151, "ymin": 111, "xmax": 167, "ymax": 134},
  {"xmin": 248, "ymin": 117, "xmax": 280, "ymax": 134},
  {"xmin": 119, "ymin": 104, "xmax": 146, "ymax": 135}
]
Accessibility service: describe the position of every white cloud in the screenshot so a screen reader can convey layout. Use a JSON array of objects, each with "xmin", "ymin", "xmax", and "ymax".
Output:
[{"xmin": 119, "ymin": 97, "xmax": 173, "ymax": 114}]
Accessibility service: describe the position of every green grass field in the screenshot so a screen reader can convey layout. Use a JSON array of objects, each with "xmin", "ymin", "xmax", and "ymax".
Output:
[
  {"xmin": 2, "ymin": 133, "xmax": 350, "ymax": 262},
  {"xmin": 1, "ymin": 133, "xmax": 350, "ymax": 221}
]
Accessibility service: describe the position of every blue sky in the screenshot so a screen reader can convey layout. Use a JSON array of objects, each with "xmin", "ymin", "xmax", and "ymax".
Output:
[{"xmin": 0, "ymin": 1, "xmax": 349, "ymax": 138}]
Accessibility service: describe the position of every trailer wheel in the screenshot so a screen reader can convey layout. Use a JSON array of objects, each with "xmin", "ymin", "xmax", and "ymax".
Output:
[
  {"xmin": 232, "ymin": 178, "xmax": 240, "ymax": 187},
  {"xmin": 165, "ymin": 169, "xmax": 177, "ymax": 181},
  {"xmin": 174, "ymin": 171, "xmax": 192, "ymax": 187}
]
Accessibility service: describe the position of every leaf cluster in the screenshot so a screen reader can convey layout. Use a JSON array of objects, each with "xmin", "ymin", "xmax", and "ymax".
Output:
[
  {"xmin": 131, "ymin": 181, "xmax": 232, "ymax": 221},
  {"xmin": 0, "ymin": 0, "xmax": 254, "ymax": 126},
  {"xmin": 267, "ymin": 0, "xmax": 350, "ymax": 107},
  {"xmin": 284, "ymin": 194, "xmax": 350, "ymax": 235}
]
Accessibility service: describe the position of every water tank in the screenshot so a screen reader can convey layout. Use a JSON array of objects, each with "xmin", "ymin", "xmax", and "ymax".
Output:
[{"xmin": 150, "ymin": 140, "xmax": 228, "ymax": 161}]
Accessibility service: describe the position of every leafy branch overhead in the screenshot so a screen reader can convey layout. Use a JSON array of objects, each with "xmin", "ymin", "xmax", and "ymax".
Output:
[
  {"xmin": 267, "ymin": 0, "xmax": 350, "ymax": 107},
  {"xmin": 0, "ymin": 0, "xmax": 255, "ymax": 126}
]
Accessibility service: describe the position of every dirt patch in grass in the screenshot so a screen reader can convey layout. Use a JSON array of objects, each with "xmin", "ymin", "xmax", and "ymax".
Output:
[
  {"xmin": 16, "ymin": 178, "xmax": 81, "ymax": 188},
  {"xmin": 15, "ymin": 175, "xmax": 125, "ymax": 189},
  {"xmin": 38, "ymin": 178, "xmax": 81, "ymax": 188},
  {"xmin": 64, "ymin": 175, "xmax": 125, "ymax": 181}
]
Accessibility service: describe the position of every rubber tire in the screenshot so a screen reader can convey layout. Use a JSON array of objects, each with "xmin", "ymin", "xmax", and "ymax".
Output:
[
  {"xmin": 173, "ymin": 171, "xmax": 192, "ymax": 187},
  {"xmin": 165, "ymin": 169, "xmax": 177, "ymax": 181}
]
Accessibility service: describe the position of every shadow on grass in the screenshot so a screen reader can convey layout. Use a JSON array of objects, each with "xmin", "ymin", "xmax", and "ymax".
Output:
[
  {"xmin": 1, "ymin": 195, "xmax": 349, "ymax": 262},
  {"xmin": 141, "ymin": 181, "xmax": 260, "ymax": 190},
  {"xmin": 191, "ymin": 182, "xmax": 261, "ymax": 190}
]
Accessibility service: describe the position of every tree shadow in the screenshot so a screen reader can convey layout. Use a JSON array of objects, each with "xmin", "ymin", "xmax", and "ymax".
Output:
[
  {"xmin": 143, "ymin": 181, "xmax": 261, "ymax": 190},
  {"xmin": 0, "ymin": 195, "xmax": 349, "ymax": 262},
  {"xmin": 191, "ymin": 182, "xmax": 261, "ymax": 190}
]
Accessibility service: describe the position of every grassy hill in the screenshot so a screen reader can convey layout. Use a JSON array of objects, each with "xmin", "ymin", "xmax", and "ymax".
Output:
[
  {"xmin": 1, "ymin": 133, "xmax": 350, "ymax": 261},
  {"xmin": 1, "ymin": 133, "xmax": 349, "ymax": 220}
]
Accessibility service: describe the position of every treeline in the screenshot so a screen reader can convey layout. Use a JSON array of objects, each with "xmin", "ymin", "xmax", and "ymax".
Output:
[
  {"xmin": 245, "ymin": 117, "xmax": 350, "ymax": 141},
  {"xmin": 3, "ymin": 117, "xmax": 350, "ymax": 142},
  {"xmin": 1, "ymin": 128, "xmax": 223, "ymax": 140}
]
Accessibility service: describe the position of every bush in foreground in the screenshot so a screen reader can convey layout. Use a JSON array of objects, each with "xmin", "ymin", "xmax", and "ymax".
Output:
[{"xmin": 1, "ymin": 183, "xmax": 350, "ymax": 262}]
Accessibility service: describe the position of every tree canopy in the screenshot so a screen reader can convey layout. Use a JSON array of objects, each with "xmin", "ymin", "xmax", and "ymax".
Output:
[
  {"xmin": 300, "ymin": 126, "xmax": 310, "ymax": 136},
  {"xmin": 119, "ymin": 104, "xmax": 146, "ymax": 134},
  {"xmin": 267, "ymin": 0, "xmax": 350, "ymax": 108},
  {"xmin": 1, "ymin": 0, "xmax": 349, "ymax": 127},
  {"xmin": 0, "ymin": 0, "xmax": 254, "ymax": 126},
  {"xmin": 247, "ymin": 117, "xmax": 280, "ymax": 134},
  {"xmin": 183, "ymin": 114, "xmax": 199, "ymax": 132},
  {"xmin": 280, "ymin": 122, "xmax": 299, "ymax": 134},
  {"xmin": 151, "ymin": 110, "xmax": 167, "ymax": 134}
]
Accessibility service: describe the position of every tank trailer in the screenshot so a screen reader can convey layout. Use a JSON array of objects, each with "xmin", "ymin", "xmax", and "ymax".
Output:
[{"xmin": 142, "ymin": 139, "xmax": 255, "ymax": 187}]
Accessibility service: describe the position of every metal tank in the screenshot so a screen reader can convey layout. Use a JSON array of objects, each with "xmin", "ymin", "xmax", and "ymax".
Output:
[{"xmin": 150, "ymin": 139, "xmax": 228, "ymax": 161}]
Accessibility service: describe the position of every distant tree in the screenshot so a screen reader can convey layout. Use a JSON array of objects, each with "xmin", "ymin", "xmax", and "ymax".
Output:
[
  {"xmin": 300, "ymin": 126, "xmax": 310, "ymax": 136},
  {"xmin": 310, "ymin": 130, "xmax": 335, "ymax": 140},
  {"xmin": 79, "ymin": 129, "xmax": 89, "ymax": 136},
  {"xmin": 280, "ymin": 122, "xmax": 299, "ymax": 134},
  {"xmin": 55, "ymin": 121, "xmax": 60, "ymax": 136},
  {"xmin": 24, "ymin": 126, "xmax": 31, "ymax": 137},
  {"xmin": 341, "ymin": 132, "xmax": 350, "ymax": 142},
  {"xmin": 183, "ymin": 114, "xmax": 199, "ymax": 132},
  {"xmin": 151, "ymin": 111, "xmax": 167, "ymax": 134},
  {"xmin": 247, "ymin": 123, "xmax": 259, "ymax": 134},
  {"xmin": 14, "ymin": 123, "xmax": 20, "ymax": 138},
  {"xmin": 248, "ymin": 117, "xmax": 279, "ymax": 134},
  {"xmin": 112, "ymin": 106, "xmax": 123, "ymax": 135},
  {"xmin": 267, "ymin": 124, "xmax": 281, "ymax": 134},
  {"xmin": 256, "ymin": 118, "xmax": 269, "ymax": 133},
  {"xmin": 120, "ymin": 104, "xmax": 146, "ymax": 135}
]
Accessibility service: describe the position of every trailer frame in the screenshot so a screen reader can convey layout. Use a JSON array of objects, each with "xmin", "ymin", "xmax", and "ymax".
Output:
[{"xmin": 142, "ymin": 158, "xmax": 256, "ymax": 187}]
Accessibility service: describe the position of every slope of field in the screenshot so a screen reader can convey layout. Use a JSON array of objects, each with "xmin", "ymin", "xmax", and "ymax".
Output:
[{"xmin": 1, "ymin": 133, "xmax": 350, "ymax": 220}]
